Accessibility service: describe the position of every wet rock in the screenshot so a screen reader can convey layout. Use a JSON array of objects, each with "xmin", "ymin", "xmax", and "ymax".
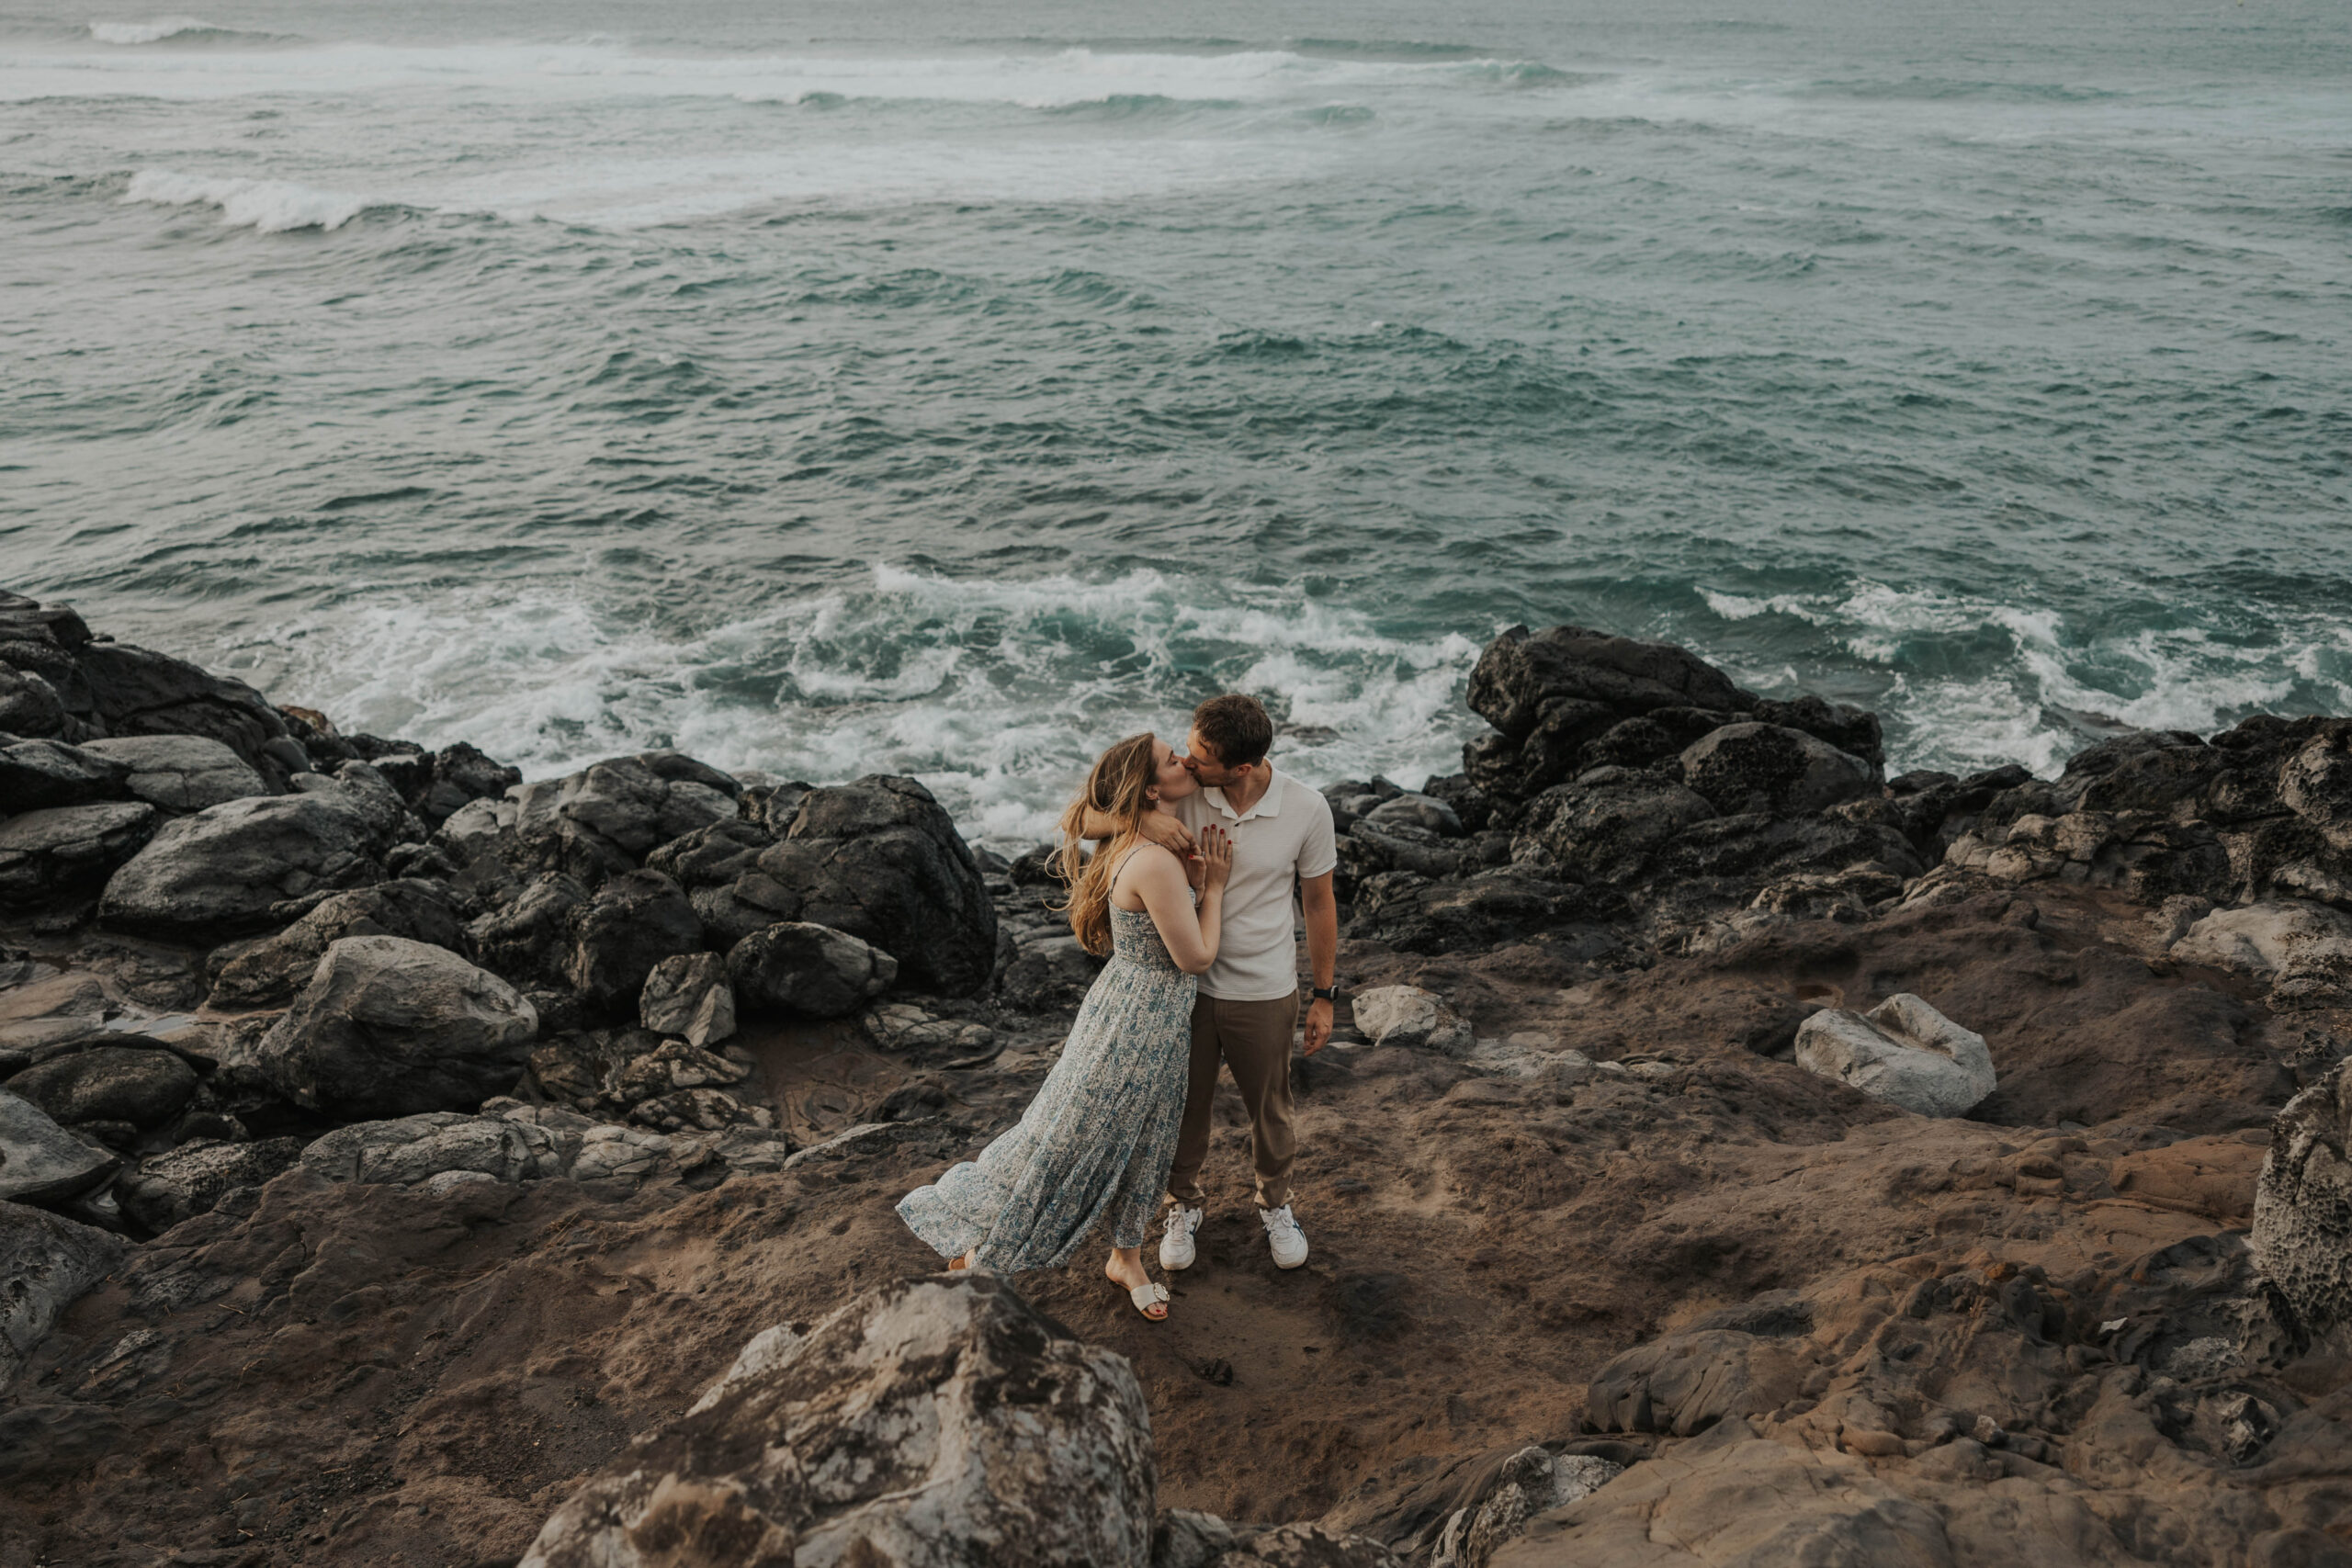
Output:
[
  {"xmin": 1793, "ymin": 993, "xmax": 1996, "ymax": 1118},
  {"xmin": 415, "ymin": 739, "xmax": 520, "ymax": 828},
  {"xmin": 205, "ymin": 878, "xmax": 466, "ymax": 1009},
  {"xmin": 71, "ymin": 640, "xmax": 294, "ymax": 775},
  {"xmin": 96, "ymin": 784, "xmax": 395, "ymax": 941},
  {"xmin": 4, "ymin": 1045, "xmax": 197, "ymax": 1133},
  {"xmin": 80, "ymin": 735, "xmax": 268, "ymax": 813},
  {"xmin": 563, "ymin": 867, "xmax": 701, "ymax": 1010},
  {"xmin": 639, "ymin": 951, "xmax": 736, "ymax": 1047},
  {"xmin": 729, "ymin": 921, "xmax": 898, "ymax": 1019},
  {"xmin": 255, "ymin": 935, "xmax": 538, "ymax": 1120},
  {"xmin": 1351, "ymin": 986, "xmax": 1473, "ymax": 1055},
  {"xmin": 734, "ymin": 774, "xmax": 999, "ymax": 995},
  {"xmin": 0, "ymin": 1201, "xmax": 126, "ymax": 1385},
  {"xmin": 0, "ymin": 802, "xmax": 161, "ymax": 907},
  {"xmin": 2172, "ymin": 900, "xmax": 2352, "ymax": 1005},
  {"xmin": 0, "ymin": 1089, "xmax": 119, "ymax": 1204},
  {"xmin": 113, "ymin": 1136, "xmax": 305, "ymax": 1231},
  {"xmin": 2252, "ymin": 1061, "xmax": 2352, "ymax": 1339},
  {"xmin": 1678, "ymin": 722, "xmax": 1876, "ymax": 817},
  {"xmin": 0, "ymin": 739, "xmax": 130, "ymax": 813},
  {"xmin": 520, "ymin": 1272, "xmax": 1155, "ymax": 1568}
]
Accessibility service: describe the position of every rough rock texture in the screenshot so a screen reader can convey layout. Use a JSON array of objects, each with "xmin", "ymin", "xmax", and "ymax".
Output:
[
  {"xmin": 3, "ymin": 1044, "xmax": 198, "ymax": 1133},
  {"xmin": 0, "ymin": 1202, "xmax": 125, "ymax": 1386},
  {"xmin": 0, "ymin": 1089, "xmax": 119, "ymax": 1204},
  {"xmin": 114, "ymin": 1136, "xmax": 306, "ymax": 1232},
  {"xmin": 0, "ymin": 739, "xmax": 131, "ymax": 814},
  {"xmin": 2173, "ymin": 900, "xmax": 2352, "ymax": 1006},
  {"xmin": 563, "ymin": 868, "xmax": 701, "ymax": 1010},
  {"xmin": 1793, "ymin": 993, "xmax": 1998, "ymax": 1117},
  {"xmin": 96, "ymin": 774, "xmax": 405, "ymax": 939},
  {"xmin": 205, "ymin": 877, "xmax": 467, "ymax": 1009},
  {"xmin": 639, "ymin": 952, "xmax": 736, "ymax": 1047},
  {"xmin": 468, "ymin": 872, "xmax": 588, "ymax": 990},
  {"xmin": 1678, "ymin": 722, "xmax": 1876, "ymax": 817},
  {"xmin": 504, "ymin": 752, "xmax": 737, "ymax": 888},
  {"xmin": 80, "ymin": 734, "xmax": 269, "ymax": 813},
  {"xmin": 522, "ymin": 1273, "xmax": 1156, "ymax": 1568},
  {"xmin": 729, "ymin": 921, "xmax": 899, "ymax": 1018},
  {"xmin": 2251, "ymin": 1061, "xmax": 2352, "ymax": 1339},
  {"xmin": 255, "ymin": 935, "xmax": 538, "ymax": 1119},
  {"xmin": 710, "ymin": 775, "xmax": 998, "ymax": 995},
  {"xmin": 0, "ymin": 801, "xmax": 160, "ymax": 906},
  {"xmin": 1350, "ymin": 985, "xmax": 1473, "ymax": 1055}
]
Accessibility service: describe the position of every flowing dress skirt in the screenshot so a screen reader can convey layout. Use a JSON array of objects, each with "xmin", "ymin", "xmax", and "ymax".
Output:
[{"xmin": 898, "ymin": 905, "xmax": 1196, "ymax": 1273}]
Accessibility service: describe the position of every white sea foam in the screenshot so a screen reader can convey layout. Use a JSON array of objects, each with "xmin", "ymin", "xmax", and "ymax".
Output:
[
  {"xmin": 121, "ymin": 167, "xmax": 376, "ymax": 231},
  {"xmin": 223, "ymin": 566, "xmax": 1488, "ymax": 850},
  {"xmin": 88, "ymin": 15, "xmax": 220, "ymax": 44}
]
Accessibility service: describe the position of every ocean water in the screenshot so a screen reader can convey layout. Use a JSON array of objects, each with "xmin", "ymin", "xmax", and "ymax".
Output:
[{"xmin": 5, "ymin": 0, "xmax": 2347, "ymax": 846}]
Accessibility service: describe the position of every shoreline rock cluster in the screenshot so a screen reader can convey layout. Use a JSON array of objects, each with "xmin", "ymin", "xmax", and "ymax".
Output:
[{"xmin": 6, "ymin": 589, "xmax": 2352, "ymax": 1568}]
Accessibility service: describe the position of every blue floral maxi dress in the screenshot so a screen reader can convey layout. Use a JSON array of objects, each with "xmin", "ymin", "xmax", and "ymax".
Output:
[{"xmin": 898, "ymin": 902, "xmax": 1197, "ymax": 1272}]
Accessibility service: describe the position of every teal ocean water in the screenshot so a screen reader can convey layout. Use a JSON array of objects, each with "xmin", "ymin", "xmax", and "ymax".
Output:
[{"xmin": 5, "ymin": 0, "xmax": 2347, "ymax": 844}]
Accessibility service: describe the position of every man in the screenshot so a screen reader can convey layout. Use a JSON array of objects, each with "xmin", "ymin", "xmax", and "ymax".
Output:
[{"xmin": 1087, "ymin": 694, "xmax": 1338, "ymax": 1270}]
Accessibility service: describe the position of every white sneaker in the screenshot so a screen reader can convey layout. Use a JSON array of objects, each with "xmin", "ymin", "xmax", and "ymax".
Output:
[
  {"xmin": 1159, "ymin": 1204, "xmax": 1204, "ymax": 1271},
  {"xmin": 1261, "ymin": 1204, "xmax": 1309, "ymax": 1269}
]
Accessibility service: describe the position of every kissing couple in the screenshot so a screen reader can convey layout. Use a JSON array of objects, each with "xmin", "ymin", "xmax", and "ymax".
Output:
[{"xmin": 898, "ymin": 694, "xmax": 1340, "ymax": 1319}]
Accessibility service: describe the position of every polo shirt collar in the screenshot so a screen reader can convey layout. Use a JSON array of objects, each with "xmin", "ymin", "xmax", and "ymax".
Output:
[{"xmin": 1204, "ymin": 767, "xmax": 1286, "ymax": 823}]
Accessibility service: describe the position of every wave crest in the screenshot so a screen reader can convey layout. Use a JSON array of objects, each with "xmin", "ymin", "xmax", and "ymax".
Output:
[{"xmin": 121, "ymin": 167, "xmax": 381, "ymax": 231}]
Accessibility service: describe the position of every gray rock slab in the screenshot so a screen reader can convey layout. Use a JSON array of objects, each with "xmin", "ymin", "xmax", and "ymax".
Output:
[
  {"xmin": 0, "ymin": 1089, "xmax": 119, "ymax": 1205},
  {"xmin": 0, "ymin": 1201, "xmax": 126, "ymax": 1386}
]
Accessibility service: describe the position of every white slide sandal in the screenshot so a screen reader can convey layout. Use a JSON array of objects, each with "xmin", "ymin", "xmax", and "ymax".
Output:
[{"xmin": 1126, "ymin": 1280, "xmax": 1170, "ymax": 1321}]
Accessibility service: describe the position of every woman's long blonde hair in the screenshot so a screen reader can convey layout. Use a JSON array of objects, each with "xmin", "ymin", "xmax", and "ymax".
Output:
[{"xmin": 1055, "ymin": 733, "xmax": 1164, "ymax": 956}]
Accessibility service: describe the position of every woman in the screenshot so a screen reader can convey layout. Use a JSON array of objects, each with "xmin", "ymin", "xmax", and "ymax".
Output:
[{"xmin": 898, "ymin": 733, "xmax": 1231, "ymax": 1320}]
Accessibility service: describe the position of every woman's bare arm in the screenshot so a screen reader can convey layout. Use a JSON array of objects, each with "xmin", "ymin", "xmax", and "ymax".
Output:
[
  {"xmin": 1080, "ymin": 807, "xmax": 1194, "ymax": 857},
  {"xmin": 1126, "ymin": 845, "xmax": 1223, "ymax": 976}
]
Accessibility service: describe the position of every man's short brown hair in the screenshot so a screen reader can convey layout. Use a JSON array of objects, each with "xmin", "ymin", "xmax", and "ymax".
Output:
[{"xmin": 1191, "ymin": 694, "xmax": 1273, "ymax": 769}]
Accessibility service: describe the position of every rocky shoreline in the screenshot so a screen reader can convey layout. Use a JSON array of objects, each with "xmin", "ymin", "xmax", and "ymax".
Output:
[{"xmin": 5, "ymin": 592, "xmax": 2351, "ymax": 1567}]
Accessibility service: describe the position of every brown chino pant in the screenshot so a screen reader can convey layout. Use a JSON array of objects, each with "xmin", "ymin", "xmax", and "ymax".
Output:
[{"xmin": 1165, "ymin": 989, "xmax": 1299, "ymax": 1213}]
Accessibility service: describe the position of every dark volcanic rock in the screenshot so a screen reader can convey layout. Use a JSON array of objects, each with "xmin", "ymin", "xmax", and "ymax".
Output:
[
  {"xmin": 563, "ymin": 868, "xmax": 701, "ymax": 1010},
  {"xmin": 114, "ymin": 1135, "xmax": 306, "ymax": 1232},
  {"xmin": 4, "ymin": 1045, "xmax": 198, "ymax": 1132},
  {"xmin": 81, "ymin": 734, "xmax": 269, "ymax": 812},
  {"xmin": 994, "ymin": 933, "xmax": 1104, "ymax": 1014},
  {"xmin": 638, "ymin": 951, "xmax": 736, "ymax": 1047},
  {"xmin": 416, "ymin": 739, "xmax": 521, "ymax": 828},
  {"xmin": 1678, "ymin": 722, "xmax": 1876, "ymax": 817},
  {"xmin": 0, "ymin": 1089, "xmax": 119, "ymax": 1204},
  {"xmin": 505, "ymin": 753, "xmax": 735, "ymax": 887},
  {"xmin": 0, "ymin": 666, "xmax": 70, "ymax": 739},
  {"xmin": 729, "ymin": 921, "xmax": 897, "ymax": 1019},
  {"xmin": 733, "ymin": 774, "xmax": 998, "ymax": 995},
  {"xmin": 0, "ymin": 739, "xmax": 131, "ymax": 814},
  {"xmin": 0, "ymin": 801, "xmax": 161, "ymax": 907},
  {"xmin": 255, "ymin": 935, "xmax": 539, "ymax": 1120},
  {"xmin": 2252, "ymin": 1060, "xmax": 2352, "ymax": 1340},
  {"xmin": 72, "ymin": 641, "xmax": 296, "ymax": 773},
  {"xmin": 0, "ymin": 1201, "xmax": 125, "ymax": 1384},
  {"xmin": 467, "ymin": 872, "xmax": 588, "ymax": 990},
  {"xmin": 519, "ymin": 1273, "xmax": 1155, "ymax": 1568},
  {"xmin": 1350, "ymin": 870, "xmax": 1623, "ymax": 957},
  {"xmin": 96, "ymin": 772, "xmax": 408, "ymax": 940},
  {"xmin": 1468, "ymin": 625, "xmax": 1747, "ymax": 743},
  {"xmin": 1519, "ymin": 773, "xmax": 1717, "ymax": 887},
  {"xmin": 206, "ymin": 878, "xmax": 466, "ymax": 1009}
]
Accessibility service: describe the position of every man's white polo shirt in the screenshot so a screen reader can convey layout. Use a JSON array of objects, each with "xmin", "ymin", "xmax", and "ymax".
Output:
[{"xmin": 1175, "ymin": 767, "xmax": 1337, "ymax": 1001}]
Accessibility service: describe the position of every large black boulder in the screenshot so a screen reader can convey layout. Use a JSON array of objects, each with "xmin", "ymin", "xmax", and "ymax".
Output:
[
  {"xmin": 729, "ymin": 921, "xmax": 898, "ymax": 1018},
  {"xmin": 1678, "ymin": 722, "xmax": 1876, "ymax": 818},
  {"xmin": 254, "ymin": 934, "xmax": 539, "ymax": 1120},
  {"xmin": 0, "ymin": 739, "xmax": 131, "ymax": 814},
  {"xmin": 718, "ymin": 775, "xmax": 998, "ymax": 995},
  {"xmin": 96, "ymin": 782, "xmax": 395, "ymax": 941},
  {"xmin": 1348, "ymin": 869, "xmax": 1625, "ymax": 956},
  {"xmin": 207, "ymin": 878, "xmax": 468, "ymax": 1009},
  {"xmin": 467, "ymin": 873, "xmax": 589, "ymax": 990},
  {"xmin": 503, "ymin": 753, "xmax": 737, "ymax": 888},
  {"xmin": 1467, "ymin": 625, "xmax": 1747, "ymax": 742}
]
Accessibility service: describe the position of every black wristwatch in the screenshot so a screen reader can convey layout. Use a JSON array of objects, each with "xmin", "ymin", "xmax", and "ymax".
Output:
[{"xmin": 1310, "ymin": 984, "xmax": 1340, "ymax": 1003}]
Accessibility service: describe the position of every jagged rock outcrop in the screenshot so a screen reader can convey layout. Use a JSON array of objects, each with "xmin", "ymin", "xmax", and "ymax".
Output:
[
  {"xmin": 80, "ymin": 735, "xmax": 268, "ymax": 813},
  {"xmin": 255, "ymin": 935, "xmax": 538, "ymax": 1119},
  {"xmin": 204, "ymin": 877, "xmax": 467, "ymax": 1009},
  {"xmin": 638, "ymin": 952, "xmax": 735, "ymax": 1047},
  {"xmin": 521, "ymin": 1272, "xmax": 1156, "ymax": 1568},
  {"xmin": 4, "ymin": 1044, "xmax": 198, "ymax": 1134},
  {"xmin": 0, "ymin": 802, "xmax": 160, "ymax": 907},
  {"xmin": 2252, "ymin": 1061, "xmax": 2352, "ymax": 1340},
  {"xmin": 562, "ymin": 867, "xmax": 701, "ymax": 1010},
  {"xmin": 113, "ymin": 1135, "xmax": 306, "ymax": 1231},
  {"xmin": 0, "ymin": 1089, "xmax": 119, "ymax": 1204}
]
